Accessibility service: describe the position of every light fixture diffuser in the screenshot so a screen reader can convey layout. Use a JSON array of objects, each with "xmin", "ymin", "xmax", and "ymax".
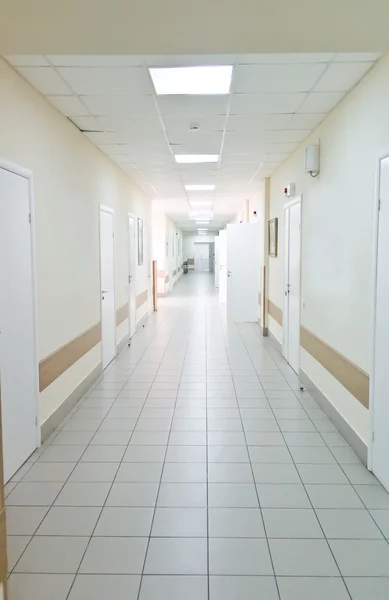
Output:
[
  {"xmin": 175, "ymin": 155, "xmax": 219, "ymax": 164},
  {"xmin": 149, "ymin": 65, "xmax": 233, "ymax": 95},
  {"xmin": 185, "ymin": 184, "xmax": 215, "ymax": 191}
]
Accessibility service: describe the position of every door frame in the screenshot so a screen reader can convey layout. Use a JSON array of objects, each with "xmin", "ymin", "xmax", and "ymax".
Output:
[
  {"xmin": 0, "ymin": 158, "xmax": 40, "ymax": 447},
  {"xmin": 282, "ymin": 196, "xmax": 302, "ymax": 370},
  {"xmin": 99, "ymin": 204, "xmax": 117, "ymax": 364},
  {"xmin": 127, "ymin": 212, "xmax": 137, "ymax": 339},
  {"xmin": 368, "ymin": 148, "xmax": 389, "ymax": 471}
]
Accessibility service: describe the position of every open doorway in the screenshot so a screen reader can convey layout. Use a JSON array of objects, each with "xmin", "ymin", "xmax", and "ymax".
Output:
[{"xmin": 282, "ymin": 197, "xmax": 302, "ymax": 374}]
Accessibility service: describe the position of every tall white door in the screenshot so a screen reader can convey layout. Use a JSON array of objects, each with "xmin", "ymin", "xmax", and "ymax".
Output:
[
  {"xmin": 215, "ymin": 237, "xmax": 220, "ymax": 288},
  {"xmin": 194, "ymin": 243, "xmax": 210, "ymax": 271},
  {"xmin": 372, "ymin": 155, "xmax": 389, "ymax": 490},
  {"xmin": 283, "ymin": 199, "xmax": 301, "ymax": 374},
  {"xmin": 219, "ymin": 231, "xmax": 227, "ymax": 302},
  {"xmin": 99, "ymin": 207, "xmax": 116, "ymax": 369},
  {"xmin": 0, "ymin": 167, "xmax": 38, "ymax": 482},
  {"xmin": 128, "ymin": 215, "xmax": 137, "ymax": 338},
  {"xmin": 226, "ymin": 223, "xmax": 260, "ymax": 322}
]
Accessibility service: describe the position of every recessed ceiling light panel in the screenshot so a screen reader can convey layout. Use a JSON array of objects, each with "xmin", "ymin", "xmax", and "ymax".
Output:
[
  {"xmin": 175, "ymin": 154, "xmax": 219, "ymax": 164},
  {"xmin": 185, "ymin": 184, "xmax": 215, "ymax": 191},
  {"xmin": 149, "ymin": 66, "xmax": 233, "ymax": 95}
]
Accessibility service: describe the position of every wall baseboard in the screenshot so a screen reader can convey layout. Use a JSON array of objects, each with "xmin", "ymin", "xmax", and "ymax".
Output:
[
  {"xmin": 116, "ymin": 334, "xmax": 129, "ymax": 355},
  {"xmin": 41, "ymin": 362, "xmax": 102, "ymax": 442},
  {"xmin": 137, "ymin": 311, "xmax": 152, "ymax": 331},
  {"xmin": 299, "ymin": 368, "xmax": 368, "ymax": 465},
  {"xmin": 267, "ymin": 329, "xmax": 282, "ymax": 353}
]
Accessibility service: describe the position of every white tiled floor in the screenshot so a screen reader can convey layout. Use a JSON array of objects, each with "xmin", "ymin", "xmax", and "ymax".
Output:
[{"xmin": 5, "ymin": 273, "xmax": 389, "ymax": 599}]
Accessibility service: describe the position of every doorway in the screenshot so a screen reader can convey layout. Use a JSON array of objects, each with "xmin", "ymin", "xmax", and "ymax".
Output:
[
  {"xmin": 194, "ymin": 242, "xmax": 210, "ymax": 271},
  {"xmin": 99, "ymin": 206, "xmax": 116, "ymax": 369},
  {"xmin": 371, "ymin": 153, "xmax": 389, "ymax": 490},
  {"xmin": 128, "ymin": 215, "xmax": 137, "ymax": 339},
  {"xmin": 0, "ymin": 163, "xmax": 39, "ymax": 482},
  {"xmin": 283, "ymin": 197, "xmax": 302, "ymax": 374}
]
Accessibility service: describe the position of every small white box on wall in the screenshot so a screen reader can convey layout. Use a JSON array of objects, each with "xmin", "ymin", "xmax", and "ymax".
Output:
[{"xmin": 305, "ymin": 144, "xmax": 320, "ymax": 177}]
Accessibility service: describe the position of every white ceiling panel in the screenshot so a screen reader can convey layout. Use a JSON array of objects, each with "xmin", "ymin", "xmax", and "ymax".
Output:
[
  {"xmin": 47, "ymin": 95, "xmax": 90, "ymax": 116},
  {"xmin": 108, "ymin": 155, "xmax": 137, "ymax": 164},
  {"xmin": 286, "ymin": 113, "xmax": 326, "ymax": 129},
  {"xmin": 233, "ymin": 64, "xmax": 326, "ymax": 93},
  {"xmin": 163, "ymin": 116, "xmax": 226, "ymax": 133},
  {"xmin": 68, "ymin": 116, "xmax": 103, "ymax": 131},
  {"xmin": 237, "ymin": 53, "xmax": 334, "ymax": 64},
  {"xmin": 262, "ymin": 142, "xmax": 299, "ymax": 153},
  {"xmin": 334, "ymin": 53, "xmax": 381, "ymax": 62},
  {"xmin": 81, "ymin": 94, "xmax": 158, "ymax": 116},
  {"xmin": 167, "ymin": 131, "xmax": 223, "ymax": 147},
  {"xmin": 230, "ymin": 93, "xmax": 305, "ymax": 115},
  {"xmin": 15, "ymin": 67, "xmax": 71, "ymax": 94},
  {"xmin": 5, "ymin": 55, "xmax": 49, "ymax": 66},
  {"xmin": 170, "ymin": 142, "xmax": 222, "ymax": 154},
  {"xmin": 224, "ymin": 129, "xmax": 309, "ymax": 145},
  {"xmin": 49, "ymin": 55, "xmax": 144, "ymax": 67},
  {"xmin": 97, "ymin": 116, "xmax": 162, "ymax": 133},
  {"xmin": 157, "ymin": 95, "xmax": 229, "ymax": 117},
  {"xmin": 314, "ymin": 62, "xmax": 373, "ymax": 92},
  {"xmin": 226, "ymin": 114, "xmax": 291, "ymax": 131},
  {"xmin": 57, "ymin": 67, "xmax": 154, "ymax": 95},
  {"xmin": 298, "ymin": 92, "xmax": 345, "ymax": 113}
]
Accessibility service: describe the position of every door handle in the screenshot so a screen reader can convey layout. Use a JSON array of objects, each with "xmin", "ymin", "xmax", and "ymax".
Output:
[
  {"xmin": 102, "ymin": 290, "xmax": 108, "ymax": 293},
  {"xmin": 227, "ymin": 271, "xmax": 232, "ymax": 277}
]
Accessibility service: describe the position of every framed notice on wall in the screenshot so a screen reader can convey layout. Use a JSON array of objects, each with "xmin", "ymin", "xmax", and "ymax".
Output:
[
  {"xmin": 137, "ymin": 218, "xmax": 144, "ymax": 265},
  {"xmin": 268, "ymin": 218, "xmax": 278, "ymax": 257}
]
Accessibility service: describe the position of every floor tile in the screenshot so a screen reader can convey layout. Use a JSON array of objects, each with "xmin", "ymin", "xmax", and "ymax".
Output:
[
  {"xmin": 297, "ymin": 464, "xmax": 349, "ymax": 484},
  {"xmin": 7, "ymin": 536, "xmax": 31, "ymax": 571},
  {"xmin": 306, "ymin": 484, "xmax": 364, "ymax": 508},
  {"xmin": 208, "ymin": 446, "xmax": 249, "ymax": 463},
  {"xmin": 90, "ymin": 431, "xmax": 132, "ymax": 445},
  {"xmin": 94, "ymin": 507, "xmax": 153, "ymax": 536},
  {"xmin": 158, "ymin": 483, "xmax": 207, "ymax": 507},
  {"xmin": 283, "ymin": 432, "xmax": 325, "ymax": 446},
  {"xmin": 252, "ymin": 463, "xmax": 300, "ymax": 484},
  {"xmin": 6, "ymin": 506, "xmax": 48, "ymax": 535},
  {"xmin": 55, "ymin": 482, "xmax": 111, "ymax": 506},
  {"xmin": 139, "ymin": 575, "xmax": 208, "ymax": 600},
  {"xmin": 36, "ymin": 506, "xmax": 101, "ymax": 536},
  {"xmin": 169, "ymin": 431, "xmax": 206, "ymax": 445},
  {"xmin": 68, "ymin": 575, "xmax": 140, "ymax": 600},
  {"xmin": 162, "ymin": 462, "xmax": 206, "ymax": 482},
  {"xmin": 257, "ymin": 484, "xmax": 311, "ymax": 508},
  {"xmin": 69, "ymin": 462, "xmax": 118, "ymax": 482},
  {"xmin": 209, "ymin": 538, "xmax": 272, "ymax": 575},
  {"xmin": 209, "ymin": 507, "xmax": 265, "ymax": 537},
  {"xmin": 152, "ymin": 507, "xmax": 207, "ymax": 537},
  {"xmin": 6, "ymin": 482, "xmax": 64, "ymax": 506},
  {"xmin": 208, "ymin": 463, "xmax": 254, "ymax": 483},
  {"xmin": 166, "ymin": 445, "xmax": 207, "ymax": 462},
  {"xmin": 209, "ymin": 575, "xmax": 278, "ymax": 600},
  {"xmin": 341, "ymin": 463, "xmax": 380, "ymax": 484},
  {"xmin": 144, "ymin": 538, "xmax": 207, "ymax": 575},
  {"xmin": 248, "ymin": 446, "xmax": 292, "ymax": 463},
  {"xmin": 354, "ymin": 484, "xmax": 389, "ymax": 508},
  {"xmin": 107, "ymin": 483, "xmax": 159, "ymax": 507},
  {"xmin": 277, "ymin": 576, "xmax": 350, "ymax": 600},
  {"xmin": 51, "ymin": 431, "xmax": 95, "ymax": 445},
  {"xmin": 207, "ymin": 432, "xmax": 246, "ymax": 445},
  {"xmin": 330, "ymin": 446, "xmax": 361, "ymax": 464},
  {"xmin": 263, "ymin": 508, "xmax": 323, "ymax": 538},
  {"xmin": 115, "ymin": 462, "xmax": 163, "ymax": 482},
  {"xmin": 316, "ymin": 508, "xmax": 383, "ymax": 539},
  {"xmin": 80, "ymin": 445, "xmax": 126, "ymax": 462},
  {"xmin": 123, "ymin": 445, "xmax": 167, "ymax": 462},
  {"xmin": 344, "ymin": 577, "xmax": 389, "ymax": 599},
  {"xmin": 289, "ymin": 446, "xmax": 336, "ymax": 464},
  {"xmin": 8, "ymin": 574, "xmax": 74, "ymax": 600},
  {"xmin": 80, "ymin": 537, "xmax": 148, "ymax": 574},
  {"xmin": 14, "ymin": 536, "xmax": 89, "ymax": 573},
  {"xmin": 370, "ymin": 509, "xmax": 389, "ymax": 537},
  {"xmin": 329, "ymin": 539, "xmax": 389, "ymax": 575},
  {"xmin": 269, "ymin": 539, "xmax": 339, "ymax": 576},
  {"xmin": 130, "ymin": 431, "xmax": 169, "ymax": 445},
  {"xmin": 208, "ymin": 483, "xmax": 259, "ymax": 507}
]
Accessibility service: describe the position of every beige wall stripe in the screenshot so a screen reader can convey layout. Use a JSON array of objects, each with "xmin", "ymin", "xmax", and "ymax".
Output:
[
  {"xmin": 136, "ymin": 289, "xmax": 148, "ymax": 310},
  {"xmin": 268, "ymin": 299, "xmax": 282, "ymax": 326},
  {"xmin": 116, "ymin": 304, "xmax": 128, "ymax": 326},
  {"xmin": 39, "ymin": 322, "xmax": 102, "ymax": 392},
  {"xmin": 300, "ymin": 326, "xmax": 369, "ymax": 409}
]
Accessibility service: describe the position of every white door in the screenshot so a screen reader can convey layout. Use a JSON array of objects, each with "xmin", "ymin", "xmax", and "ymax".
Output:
[
  {"xmin": 372, "ymin": 155, "xmax": 389, "ymax": 490},
  {"xmin": 215, "ymin": 237, "xmax": 220, "ymax": 288},
  {"xmin": 99, "ymin": 207, "xmax": 116, "ymax": 369},
  {"xmin": 219, "ymin": 231, "xmax": 227, "ymax": 302},
  {"xmin": 283, "ymin": 199, "xmax": 301, "ymax": 374},
  {"xmin": 128, "ymin": 215, "xmax": 137, "ymax": 338},
  {"xmin": 226, "ymin": 223, "xmax": 260, "ymax": 322},
  {"xmin": 0, "ymin": 166, "xmax": 38, "ymax": 482},
  {"xmin": 194, "ymin": 243, "xmax": 210, "ymax": 271}
]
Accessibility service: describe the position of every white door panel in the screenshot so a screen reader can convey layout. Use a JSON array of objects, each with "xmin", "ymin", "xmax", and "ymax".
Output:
[
  {"xmin": 219, "ymin": 231, "xmax": 227, "ymax": 302},
  {"xmin": 0, "ymin": 167, "xmax": 37, "ymax": 482},
  {"xmin": 226, "ymin": 223, "xmax": 260, "ymax": 322},
  {"xmin": 283, "ymin": 199, "xmax": 301, "ymax": 374},
  {"xmin": 99, "ymin": 208, "xmax": 116, "ymax": 369},
  {"xmin": 215, "ymin": 237, "xmax": 220, "ymax": 288},
  {"xmin": 372, "ymin": 156, "xmax": 389, "ymax": 491},
  {"xmin": 128, "ymin": 215, "xmax": 137, "ymax": 338}
]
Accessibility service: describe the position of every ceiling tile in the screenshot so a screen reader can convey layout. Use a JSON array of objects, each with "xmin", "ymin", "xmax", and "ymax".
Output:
[
  {"xmin": 68, "ymin": 116, "xmax": 103, "ymax": 131},
  {"xmin": 314, "ymin": 62, "xmax": 373, "ymax": 92},
  {"xmin": 97, "ymin": 115, "xmax": 162, "ymax": 133},
  {"xmin": 230, "ymin": 93, "xmax": 305, "ymax": 114},
  {"xmin": 47, "ymin": 95, "xmax": 90, "ymax": 116},
  {"xmin": 144, "ymin": 54, "xmax": 237, "ymax": 67},
  {"xmin": 167, "ymin": 131, "xmax": 223, "ymax": 147},
  {"xmin": 224, "ymin": 129, "xmax": 309, "ymax": 145},
  {"xmin": 163, "ymin": 116, "xmax": 226, "ymax": 133},
  {"xmin": 262, "ymin": 142, "xmax": 299, "ymax": 153},
  {"xmin": 15, "ymin": 66, "xmax": 71, "ymax": 95},
  {"xmin": 334, "ymin": 53, "xmax": 381, "ymax": 62},
  {"xmin": 157, "ymin": 95, "xmax": 229, "ymax": 117},
  {"xmin": 232, "ymin": 64, "xmax": 326, "ymax": 93},
  {"xmin": 48, "ymin": 55, "xmax": 144, "ymax": 67},
  {"xmin": 226, "ymin": 114, "xmax": 291, "ymax": 131},
  {"xmin": 298, "ymin": 92, "xmax": 345, "ymax": 113},
  {"xmin": 237, "ymin": 53, "xmax": 334, "ymax": 64},
  {"xmin": 57, "ymin": 67, "xmax": 153, "ymax": 95},
  {"xmin": 81, "ymin": 95, "xmax": 158, "ymax": 116},
  {"xmin": 170, "ymin": 141, "xmax": 222, "ymax": 154},
  {"xmin": 286, "ymin": 113, "xmax": 326, "ymax": 129}
]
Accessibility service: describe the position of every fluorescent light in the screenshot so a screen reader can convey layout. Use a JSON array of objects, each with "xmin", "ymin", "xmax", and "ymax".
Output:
[
  {"xmin": 196, "ymin": 221, "xmax": 210, "ymax": 224},
  {"xmin": 175, "ymin": 155, "xmax": 219, "ymax": 164},
  {"xmin": 197, "ymin": 228, "xmax": 207, "ymax": 231},
  {"xmin": 185, "ymin": 184, "xmax": 215, "ymax": 191},
  {"xmin": 149, "ymin": 66, "xmax": 233, "ymax": 95}
]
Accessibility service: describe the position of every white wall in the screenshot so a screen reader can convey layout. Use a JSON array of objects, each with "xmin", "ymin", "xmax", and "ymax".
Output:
[
  {"xmin": 0, "ymin": 58, "xmax": 152, "ymax": 425},
  {"xmin": 183, "ymin": 234, "xmax": 216, "ymax": 260},
  {"xmin": 268, "ymin": 55, "xmax": 389, "ymax": 444},
  {"xmin": 152, "ymin": 209, "xmax": 183, "ymax": 292}
]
